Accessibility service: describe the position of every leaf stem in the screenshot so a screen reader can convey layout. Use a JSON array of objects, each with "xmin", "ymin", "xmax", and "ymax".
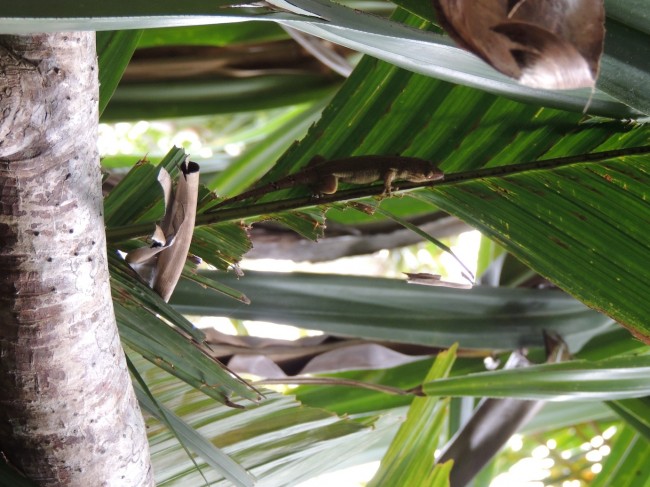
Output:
[{"xmin": 106, "ymin": 146, "xmax": 650, "ymax": 243}]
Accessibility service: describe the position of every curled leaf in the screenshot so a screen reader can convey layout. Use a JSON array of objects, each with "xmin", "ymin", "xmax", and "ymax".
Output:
[
  {"xmin": 125, "ymin": 225, "xmax": 168, "ymax": 265},
  {"xmin": 125, "ymin": 159, "xmax": 200, "ymax": 301},
  {"xmin": 432, "ymin": 0, "xmax": 605, "ymax": 89}
]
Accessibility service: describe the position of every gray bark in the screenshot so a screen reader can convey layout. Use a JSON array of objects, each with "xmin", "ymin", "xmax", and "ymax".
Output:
[{"xmin": 0, "ymin": 33, "xmax": 153, "ymax": 486}]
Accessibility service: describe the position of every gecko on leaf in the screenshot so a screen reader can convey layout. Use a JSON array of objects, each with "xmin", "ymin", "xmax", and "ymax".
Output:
[{"xmin": 213, "ymin": 155, "xmax": 444, "ymax": 209}]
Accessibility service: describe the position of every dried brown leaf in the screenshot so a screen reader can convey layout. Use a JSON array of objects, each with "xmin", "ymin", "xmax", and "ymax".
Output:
[
  {"xmin": 154, "ymin": 160, "xmax": 200, "ymax": 302},
  {"xmin": 125, "ymin": 160, "xmax": 200, "ymax": 301},
  {"xmin": 432, "ymin": 0, "xmax": 605, "ymax": 89}
]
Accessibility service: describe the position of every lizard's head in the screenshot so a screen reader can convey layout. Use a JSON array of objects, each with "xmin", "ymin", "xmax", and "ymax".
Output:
[{"xmin": 409, "ymin": 161, "xmax": 445, "ymax": 182}]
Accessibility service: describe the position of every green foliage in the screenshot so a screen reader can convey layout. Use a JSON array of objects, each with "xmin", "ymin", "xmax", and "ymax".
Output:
[
  {"xmin": 368, "ymin": 345, "xmax": 457, "ymax": 486},
  {"xmin": 607, "ymin": 398, "xmax": 650, "ymax": 441},
  {"xmin": 170, "ymin": 270, "xmax": 612, "ymax": 351},
  {"xmin": 95, "ymin": 6, "xmax": 650, "ymax": 478},
  {"xmin": 196, "ymin": 23, "xmax": 650, "ymax": 339},
  {"xmin": 137, "ymin": 23, "xmax": 285, "ymax": 48},
  {"xmin": 105, "ymin": 148, "xmax": 259, "ymax": 406},
  {"xmin": 102, "ymin": 74, "xmax": 339, "ymax": 121},
  {"xmin": 421, "ymin": 354, "xmax": 650, "ymax": 401},
  {"xmin": 4, "ymin": 0, "xmax": 645, "ymax": 115},
  {"xmin": 133, "ymin": 354, "xmax": 378, "ymax": 486},
  {"xmin": 4, "ymin": 1, "xmax": 650, "ymax": 485},
  {"xmin": 591, "ymin": 424, "xmax": 650, "ymax": 487},
  {"xmin": 97, "ymin": 30, "xmax": 142, "ymax": 116}
]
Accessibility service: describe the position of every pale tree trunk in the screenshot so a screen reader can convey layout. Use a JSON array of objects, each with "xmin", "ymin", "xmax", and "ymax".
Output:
[{"xmin": 0, "ymin": 33, "xmax": 153, "ymax": 486}]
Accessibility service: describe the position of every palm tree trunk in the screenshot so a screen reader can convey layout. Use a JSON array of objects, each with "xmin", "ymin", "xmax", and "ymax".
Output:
[{"xmin": 0, "ymin": 33, "xmax": 153, "ymax": 486}]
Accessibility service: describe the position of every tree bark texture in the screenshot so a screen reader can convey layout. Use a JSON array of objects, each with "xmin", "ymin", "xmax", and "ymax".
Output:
[{"xmin": 0, "ymin": 33, "xmax": 153, "ymax": 486}]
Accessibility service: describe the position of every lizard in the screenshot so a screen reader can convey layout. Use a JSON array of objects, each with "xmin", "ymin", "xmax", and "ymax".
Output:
[{"xmin": 212, "ymin": 155, "xmax": 444, "ymax": 209}]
